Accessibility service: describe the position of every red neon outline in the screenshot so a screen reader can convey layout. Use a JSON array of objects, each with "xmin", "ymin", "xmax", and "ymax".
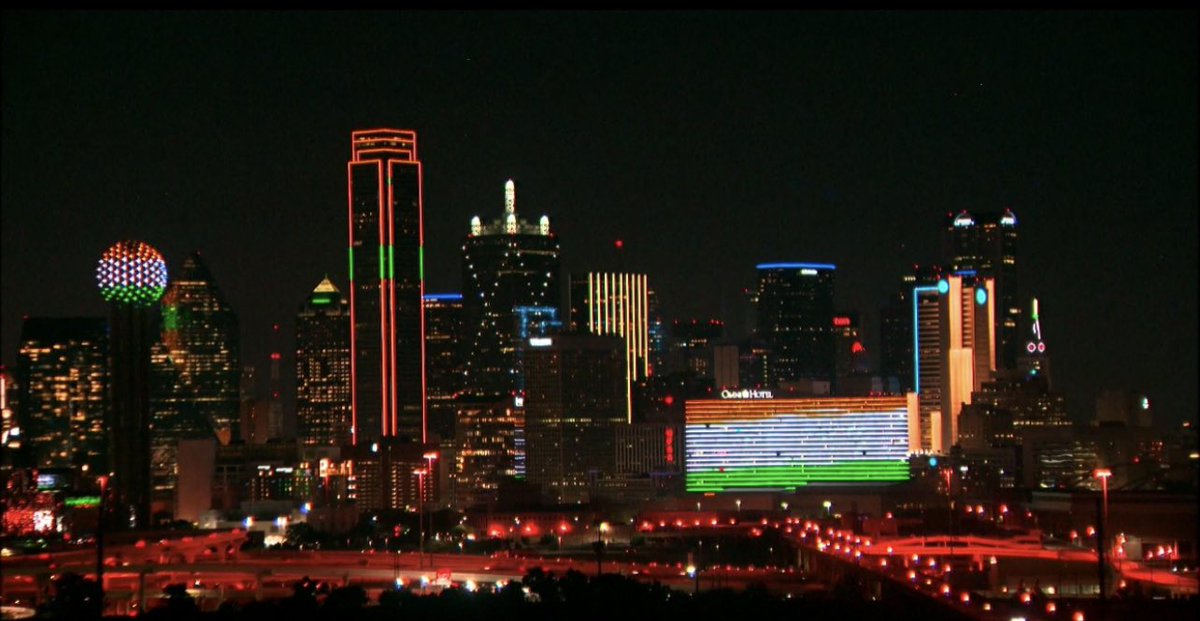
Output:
[
  {"xmin": 387, "ymin": 161, "xmax": 397, "ymax": 439},
  {"xmin": 347, "ymin": 160, "xmax": 358, "ymax": 445},
  {"xmin": 417, "ymin": 157, "xmax": 427, "ymax": 444},
  {"xmin": 378, "ymin": 161, "xmax": 389, "ymax": 439}
]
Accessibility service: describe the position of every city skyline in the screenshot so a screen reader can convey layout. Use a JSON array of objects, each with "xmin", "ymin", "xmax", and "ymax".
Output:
[{"xmin": 2, "ymin": 12, "xmax": 1196, "ymax": 427}]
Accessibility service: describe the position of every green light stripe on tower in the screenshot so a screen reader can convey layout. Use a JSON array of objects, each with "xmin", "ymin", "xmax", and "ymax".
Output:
[
  {"xmin": 388, "ymin": 245, "xmax": 394, "ymax": 279},
  {"xmin": 379, "ymin": 245, "xmax": 385, "ymax": 280},
  {"xmin": 685, "ymin": 461, "xmax": 909, "ymax": 493},
  {"xmin": 419, "ymin": 246, "xmax": 424, "ymax": 280},
  {"xmin": 348, "ymin": 248, "xmax": 354, "ymax": 282}
]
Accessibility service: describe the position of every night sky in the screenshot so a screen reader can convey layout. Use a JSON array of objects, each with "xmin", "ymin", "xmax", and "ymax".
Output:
[{"xmin": 2, "ymin": 12, "xmax": 1196, "ymax": 427}]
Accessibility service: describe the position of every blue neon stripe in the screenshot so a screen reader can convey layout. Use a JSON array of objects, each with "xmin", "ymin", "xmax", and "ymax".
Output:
[
  {"xmin": 912, "ymin": 285, "xmax": 938, "ymax": 394},
  {"xmin": 756, "ymin": 263, "xmax": 836, "ymax": 271},
  {"xmin": 423, "ymin": 293, "xmax": 463, "ymax": 301}
]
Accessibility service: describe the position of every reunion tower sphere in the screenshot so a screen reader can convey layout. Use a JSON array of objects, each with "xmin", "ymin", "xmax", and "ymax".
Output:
[{"xmin": 96, "ymin": 240, "xmax": 169, "ymax": 307}]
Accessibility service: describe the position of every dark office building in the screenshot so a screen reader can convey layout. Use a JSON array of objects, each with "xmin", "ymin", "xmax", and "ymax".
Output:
[
  {"xmin": 523, "ymin": 333, "xmax": 627, "ymax": 504},
  {"xmin": 942, "ymin": 209, "xmax": 1019, "ymax": 370},
  {"xmin": 347, "ymin": 129, "xmax": 426, "ymax": 445},
  {"xmin": 424, "ymin": 293, "xmax": 464, "ymax": 442},
  {"xmin": 296, "ymin": 277, "xmax": 352, "ymax": 447},
  {"xmin": 461, "ymin": 179, "xmax": 561, "ymax": 396},
  {"xmin": 753, "ymin": 263, "xmax": 836, "ymax": 388},
  {"xmin": 159, "ymin": 251, "xmax": 240, "ymax": 443},
  {"xmin": 17, "ymin": 317, "xmax": 109, "ymax": 471},
  {"xmin": 668, "ymin": 319, "xmax": 724, "ymax": 379}
]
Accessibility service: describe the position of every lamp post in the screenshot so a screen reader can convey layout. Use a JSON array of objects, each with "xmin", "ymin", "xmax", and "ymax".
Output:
[
  {"xmin": 414, "ymin": 468, "xmax": 427, "ymax": 569},
  {"xmin": 1093, "ymin": 468, "xmax": 1112, "ymax": 599},
  {"xmin": 823, "ymin": 500, "xmax": 832, "ymax": 518},
  {"xmin": 96, "ymin": 475, "xmax": 108, "ymax": 609},
  {"xmin": 416, "ymin": 452, "xmax": 438, "ymax": 570},
  {"xmin": 595, "ymin": 521, "xmax": 610, "ymax": 576}
]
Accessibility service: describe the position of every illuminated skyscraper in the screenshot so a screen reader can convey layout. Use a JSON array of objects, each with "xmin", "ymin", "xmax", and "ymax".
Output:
[
  {"xmin": 296, "ymin": 277, "xmax": 352, "ymax": 446},
  {"xmin": 754, "ymin": 263, "xmax": 836, "ymax": 389},
  {"xmin": 423, "ymin": 293, "xmax": 464, "ymax": 442},
  {"xmin": 97, "ymin": 240, "xmax": 169, "ymax": 529},
  {"xmin": 569, "ymin": 271, "xmax": 649, "ymax": 423},
  {"xmin": 462, "ymin": 180, "xmax": 561, "ymax": 396},
  {"xmin": 17, "ymin": 318, "xmax": 109, "ymax": 471},
  {"xmin": 347, "ymin": 129, "xmax": 426, "ymax": 444},
  {"xmin": 160, "ymin": 251, "xmax": 240, "ymax": 443},
  {"xmin": 943, "ymin": 209, "xmax": 1019, "ymax": 369},
  {"xmin": 912, "ymin": 274, "xmax": 997, "ymax": 453}
]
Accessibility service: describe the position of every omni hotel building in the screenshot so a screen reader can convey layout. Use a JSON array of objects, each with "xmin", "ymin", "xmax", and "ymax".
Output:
[{"xmin": 684, "ymin": 392, "xmax": 918, "ymax": 493}]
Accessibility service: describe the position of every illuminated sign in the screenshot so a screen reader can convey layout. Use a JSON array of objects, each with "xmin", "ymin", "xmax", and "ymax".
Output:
[
  {"xmin": 720, "ymin": 389, "xmax": 774, "ymax": 400},
  {"xmin": 832, "ymin": 316, "xmax": 852, "ymax": 327},
  {"xmin": 529, "ymin": 337, "xmax": 552, "ymax": 347},
  {"xmin": 664, "ymin": 428, "xmax": 676, "ymax": 464},
  {"xmin": 800, "ymin": 269, "xmax": 818, "ymax": 276},
  {"xmin": 64, "ymin": 496, "xmax": 100, "ymax": 508},
  {"xmin": 36, "ymin": 473, "xmax": 65, "ymax": 490},
  {"xmin": 513, "ymin": 395, "xmax": 525, "ymax": 408}
]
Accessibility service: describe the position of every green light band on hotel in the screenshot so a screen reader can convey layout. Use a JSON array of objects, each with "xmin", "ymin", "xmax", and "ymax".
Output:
[
  {"xmin": 686, "ymin": 461, "xmax": 909, "ymax": 493},
  {"xmin": 347, "ymin": 247, "xmax": 354, "ymax": 281}
]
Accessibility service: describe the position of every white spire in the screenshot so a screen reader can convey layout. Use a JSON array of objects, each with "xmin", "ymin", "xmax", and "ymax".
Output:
[{"xmin": 505, "ymin": 179, "xmax": 516, "ymax": 215}]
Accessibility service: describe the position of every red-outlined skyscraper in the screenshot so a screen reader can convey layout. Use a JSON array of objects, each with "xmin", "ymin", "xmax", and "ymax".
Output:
[{"xmin": 347, "ymin": 129, "xmax": 426, "ymax": 445}]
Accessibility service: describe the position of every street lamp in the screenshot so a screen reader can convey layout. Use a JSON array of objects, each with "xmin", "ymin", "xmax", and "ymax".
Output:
[
  {"xmin": 595, "ymin": 521, "xmax": 610, "ymax": 576},
  {"xmin": 735, "ymin": 499, "xmax": 742, "ymax": 513},
  {"xmin": 96, "ymin": 475, "xmax": 108, "ymax": 609},
  {"xmin": 1093, "ymin": 468, "xmax": 1112, "ymax": 522},
  {"xmin": 416, "ymin": 452, "xmax": 438, "ymax": 569},
  {"xmin": 1093, "ymin": 467, "xmax": 1113, "ymax": 599},
  {"xmin": 823, "ymin": 500, "xmax": 832, "ymax": 518}
]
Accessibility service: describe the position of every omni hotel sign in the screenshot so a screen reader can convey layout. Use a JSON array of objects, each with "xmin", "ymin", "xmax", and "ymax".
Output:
[{"xmin": 719, "ymin": 389, "xmax": 774, "ymax": 400}]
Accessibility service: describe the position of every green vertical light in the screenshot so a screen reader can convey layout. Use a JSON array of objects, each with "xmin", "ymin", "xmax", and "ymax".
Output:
[
  {"xmin": 379, "ymin": 245, "xmax": 385, "ymax": 280},
  {"xmin": 348, "ymin": 247, "xmax": 354, "ymax": 281},
  {"xmin": 419, "ymin": 246, "xmax": 424, "ymax": 280},
  {"xmin": 388, "ymin": 245, "xmax": 394, "ymax": 279}
]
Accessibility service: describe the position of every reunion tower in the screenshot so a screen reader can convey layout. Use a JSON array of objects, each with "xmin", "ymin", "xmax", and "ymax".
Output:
[{"xmin": 96, "ymin": 240, "xmax": 168, "ymax": 530}]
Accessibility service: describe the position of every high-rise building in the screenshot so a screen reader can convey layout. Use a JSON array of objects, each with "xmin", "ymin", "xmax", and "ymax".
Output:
[
  {"xmin": 296, "ymin": 277, "xmax": 352, "ymax": 447},
  {"xmin": 0, "ymin": 367, "xmax": 21, "ymax": 464},
  {"xmin": 833, "ymin": 312, "xmax": 870, "ymax": 379},
  {"xmin": 912, "ymin": 274, "xmax": 997, "ymax": 453},
  {"xmin": 462, "ymin": 180, "xmax": 561, "ymax": 396},
  {"xmin": 96, "ymin": 240, "xmax": 169, "ymax": 529},
  {"xmin": 879, "ymin": 266, "xmax": 942, "ymax": 394},
  {"xmin": 17, "ymin": 318, "xmax": 109, "ymax": 471},
  {"xmin": 569, "ymin": 272, "xmax": 649, "ymax": 423},
  {"xmin": 265, "ymin": 323, "xmax": 286, "ymax": 441},
  {"xmin": 1017, "ymin": 297, "xmax": 1051, "ymax": 382},
  {"xmin": 647, "ymin": 289, "xmax": 667, "ymax": 377},
  {"xmin": 149, "ymin": 338, "xmax": 210, "ymax": 513},
  {"xmin": 160, "ymin": 251, "xmax": 240, "ymax": 443},
  {"xmin": 942, "ymin": 209, "xmax": 1019, "ymax": 369},
  {"xmin": 668, "ymin": 319, "xmax": 724, "ymax": 378},
  {"xmin": 523, "ymin": 333, "xmax": 627, "ymax": 504},
  {"xmin": 347, "ymin": 129, "xmax": 426, "ymax": 445},
  {"xmin": 753, "ymin": 263, "xmax": 836, "ymax": 389},
  {"xmin": 450, "ymin": 393, "xmax": 521, "ymax": 510},
  {"xmin": 423, "ymin": 293, "xmax": 464, "ymax": 442}
]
